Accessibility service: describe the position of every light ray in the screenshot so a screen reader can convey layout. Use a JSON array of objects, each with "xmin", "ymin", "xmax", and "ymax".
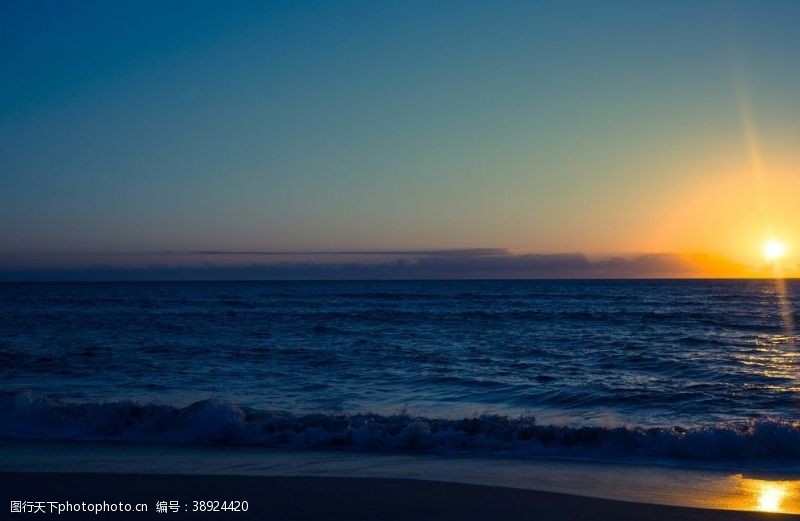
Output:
[{"xmin": 732, "ymin": 55, "xmax": 796, "ymax": 347}]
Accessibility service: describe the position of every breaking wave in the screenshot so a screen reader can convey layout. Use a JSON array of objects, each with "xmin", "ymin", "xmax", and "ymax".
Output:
[{"xmin": 3, "ymin": 392, "xmax": 800, "ymax": 463}]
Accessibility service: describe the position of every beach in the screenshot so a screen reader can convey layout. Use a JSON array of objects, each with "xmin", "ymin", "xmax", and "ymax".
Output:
[
  {"xmin": 5, "ymin": 472, "xmax": 799, "ymax": 520},
  {"xmin": 2, "ymin": 440, "xmax": 800, "ymax": 518}
]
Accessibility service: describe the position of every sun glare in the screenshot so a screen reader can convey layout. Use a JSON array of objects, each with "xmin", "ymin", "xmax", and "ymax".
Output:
[
  {"xmin": 763, "ymin": 239, "xmax": 787, "ymax": 262},
  {"xmin": 757, "ymin": 482, "xmax": 789, "ymax": 512}
]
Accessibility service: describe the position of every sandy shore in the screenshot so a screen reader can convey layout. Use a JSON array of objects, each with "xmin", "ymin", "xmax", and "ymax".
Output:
[{"xmin": 2, "ymin": 472, "xmax": 796, "ymax": 520}]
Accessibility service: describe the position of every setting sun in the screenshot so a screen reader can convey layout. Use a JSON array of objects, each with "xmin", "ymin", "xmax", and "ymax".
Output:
[{"xmin": 763, "ymin": 239, "xmax": 787, "ymax": 262}]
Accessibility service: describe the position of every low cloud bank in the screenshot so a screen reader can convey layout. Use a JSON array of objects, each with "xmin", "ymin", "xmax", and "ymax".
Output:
[{"xmin": 0, "ymin": 249, "xmax": 753, "ymax": 281}]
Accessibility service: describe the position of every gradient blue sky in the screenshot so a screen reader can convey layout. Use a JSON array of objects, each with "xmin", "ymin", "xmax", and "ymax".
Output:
[{"xmin": 2, "ymin": 1, "xmax": 800, "ymax": 277}]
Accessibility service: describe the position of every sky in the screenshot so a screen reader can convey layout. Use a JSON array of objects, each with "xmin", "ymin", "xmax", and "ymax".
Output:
[{"xmin": 2, "ymin": 0, "xmax": 800, "ymax": 279}]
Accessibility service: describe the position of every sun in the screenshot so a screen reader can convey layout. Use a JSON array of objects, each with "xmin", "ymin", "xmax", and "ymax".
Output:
[{"xmin": 763, "ymin": 239, "xmax": 787, "ymax": 262}]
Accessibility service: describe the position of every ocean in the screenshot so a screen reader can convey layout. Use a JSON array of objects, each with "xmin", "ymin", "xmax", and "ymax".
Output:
[{"xmin": 2, "ymin": 279, "xmax": 800, "ymax": 465}]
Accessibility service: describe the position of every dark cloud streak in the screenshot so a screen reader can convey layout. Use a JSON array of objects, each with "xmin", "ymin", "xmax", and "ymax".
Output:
[
  {"xmin": 188, "ymin": 248, "xmax": 509, "ymax": 257},
  {"xmin": 0, "ymin": 252, "xmax": 747, "ymax": 281}
]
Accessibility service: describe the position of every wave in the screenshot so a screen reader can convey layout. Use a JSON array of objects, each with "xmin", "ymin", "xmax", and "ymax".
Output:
[{"xmin": 3, "ymin": 392, "xmax": 800, "ymax": 463}]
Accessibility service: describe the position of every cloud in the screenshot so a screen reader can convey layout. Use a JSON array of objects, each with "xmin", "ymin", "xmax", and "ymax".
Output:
[
  {"xmin": 188, "ymin": 248, "xmax": 509, "ymax": 257},
  {"xmin": 0, "ymin": 249, "xmax": 753, "ymax": 281}
]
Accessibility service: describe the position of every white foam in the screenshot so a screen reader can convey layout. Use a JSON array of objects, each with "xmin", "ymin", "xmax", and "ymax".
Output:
[{"xmin": 2, "ymin": 392, "xmax": 800, "ymax": 463}]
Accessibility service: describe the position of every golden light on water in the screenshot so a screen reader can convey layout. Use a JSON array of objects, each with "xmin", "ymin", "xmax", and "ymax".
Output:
[
  {"xmin": 712, "ymin": 477, "xmax": 800, "ymax": 514},
  {"xmin": 756, "ymin": 482, "xmax": 788, "ymax": 512}
]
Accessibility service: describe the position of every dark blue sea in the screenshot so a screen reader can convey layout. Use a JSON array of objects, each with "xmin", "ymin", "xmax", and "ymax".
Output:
[{"xmin": 3, "ymin": 280, "xmax": 800, "ymax": 464}]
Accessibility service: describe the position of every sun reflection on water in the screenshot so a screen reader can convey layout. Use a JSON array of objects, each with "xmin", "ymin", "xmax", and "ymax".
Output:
[
  {"xmin": 714, "ymin": 476, "xmax": 800, "ymax": 514},
  {"xmin": 756, "ymin": 482, "xmax": 787, "ymax": 512}
]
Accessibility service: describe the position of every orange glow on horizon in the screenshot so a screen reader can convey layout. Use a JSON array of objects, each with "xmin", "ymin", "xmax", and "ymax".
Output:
[{"xmin": 647, "ymin": 167, "xmax": 800, "ymax": 278}]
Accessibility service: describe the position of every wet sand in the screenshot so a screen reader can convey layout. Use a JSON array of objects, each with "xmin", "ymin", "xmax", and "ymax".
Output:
[{"xmin": 2, "ymin": 472, "xmax": 796, "ymax": 520}]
